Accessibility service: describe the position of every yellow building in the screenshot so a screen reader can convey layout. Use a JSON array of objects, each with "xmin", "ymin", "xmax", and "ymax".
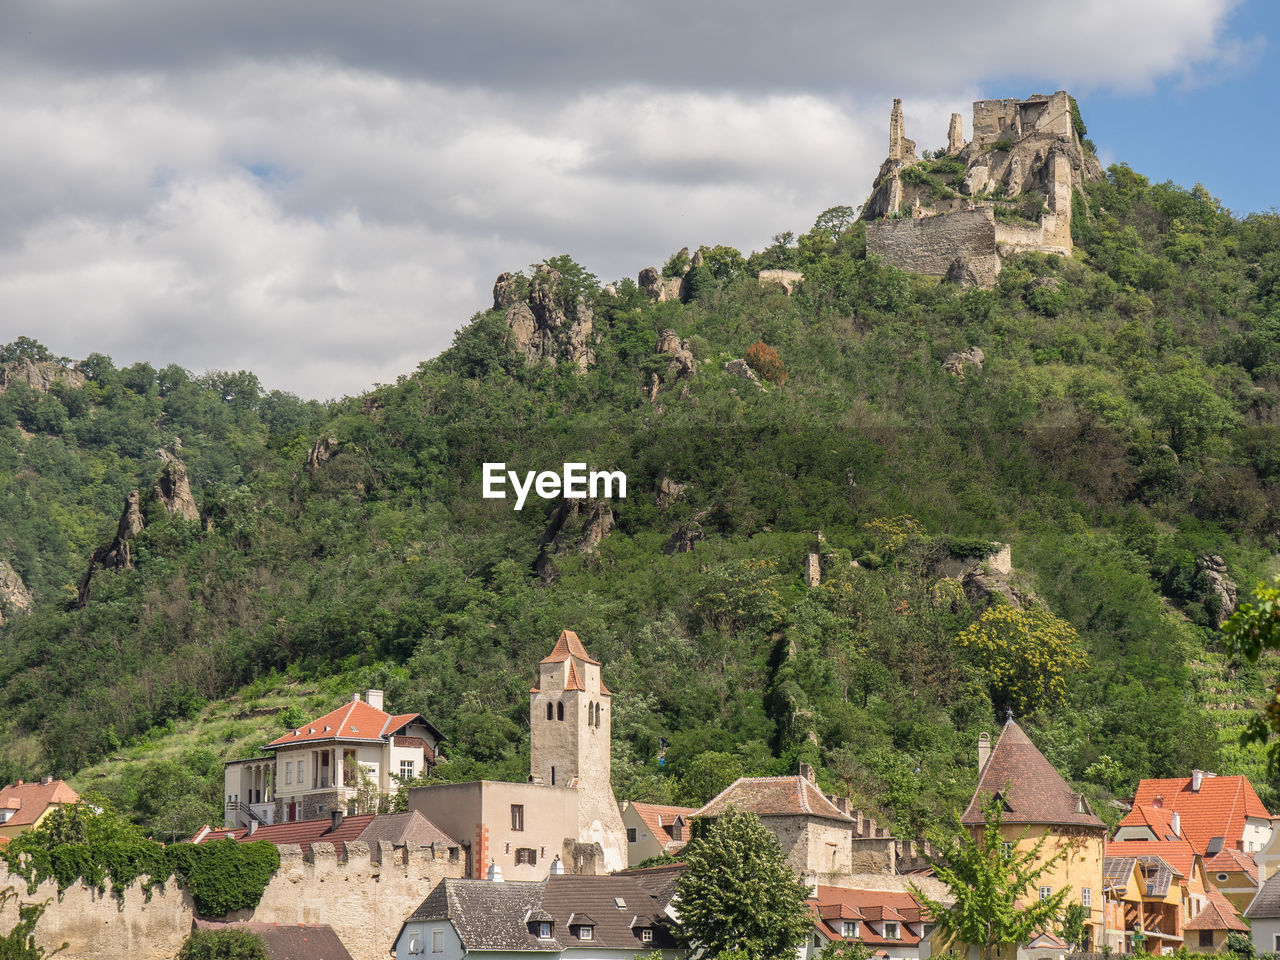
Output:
[
  {"xmin": 0, "ymin": 777, "xmax": 79, "ymax": 841},
  {"xmin": 960, "ymin": 719, "xmax": 1107, "ymax": 954}
]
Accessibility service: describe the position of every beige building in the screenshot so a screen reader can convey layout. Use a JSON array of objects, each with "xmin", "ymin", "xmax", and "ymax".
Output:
[
  {"xmin": 619, "ymin": 801, "xmax": 694, "ymax": 867},
  {"xmin": 223, "ymin": 689, "xmax": 444, "ymax": 827},
  {"xmin": 410, "ymin": 631, "xmax": 629, "ymax": 879}
]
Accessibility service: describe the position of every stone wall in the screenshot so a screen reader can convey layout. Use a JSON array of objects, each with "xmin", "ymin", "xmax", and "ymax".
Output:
[
  {"xmin": 866, "ymin": 208, "xmax": 1001, "ymax": 288},
  {"xmin": 0, "ymin": 841, "xmax": 465, "ymax": 960}
]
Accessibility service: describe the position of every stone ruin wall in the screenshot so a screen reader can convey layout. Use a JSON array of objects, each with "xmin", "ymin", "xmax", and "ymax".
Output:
[
  {"xmin": 0, "ymin": 840, "xmax": 466, "ymax": 960},
  {"xmin": 866, "ymin": 207, "xmax": 1001, "ymax": 288}
]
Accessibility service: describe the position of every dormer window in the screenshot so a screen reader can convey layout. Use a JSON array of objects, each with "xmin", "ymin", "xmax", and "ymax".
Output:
[
  {"xmin": 842, "ymin": 921, "xmax": 859, "ymax": 938},
  {"xmin": 884, "ymin": 922, "xmax": 900, "ymax": 940},
  {"xmin": 670, "ymin": 819, "xmax": 683, "ymax": 842},
  {"xmin": 578, "ymin": 926, "xmax": 594, "ymax": 941},
  {"xmin": 641, "ymin": 929, "xmax": 653, "ymax": 943},
  {"xmin": 537, "ymin": 922, "xmax": 552, "ymax": 940}
]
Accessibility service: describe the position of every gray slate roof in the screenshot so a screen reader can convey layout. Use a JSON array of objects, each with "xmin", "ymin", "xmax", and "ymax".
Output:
[
  {"xmin": 1246, "ymin": 869, "xmax": 1280, "ymax": 920},
  {"xmin": 408, "ymin": 878, "xmax": 559, "ymax": 952}
]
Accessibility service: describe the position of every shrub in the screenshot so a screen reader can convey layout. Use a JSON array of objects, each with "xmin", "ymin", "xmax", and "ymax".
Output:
[
  {"xmin": 177, "ymin": 929, "xmax": 269, "ymax": 960},
  {"xmin": 744, "ymin": 342, "xmax": 787, "ymax": 385}
]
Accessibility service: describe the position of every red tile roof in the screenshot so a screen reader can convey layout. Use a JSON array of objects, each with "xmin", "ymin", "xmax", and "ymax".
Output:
[
  {"xmin": 196, "ymin": 813, "xmax": 377, "ymax": 857},
  {"xmin": 694, "ymin": 775, "xmax": 854, "ymax": 823},
  {"xmin": 1104, "ymin": 838, "xmax": 1199, "ymax": 882},
  {"xmin": 0, "ymin": 779, "xmax": 79, "ymax": 828},
  {"xmin": 266, "ymin": 698, "xmax": 438, "ymax": 748},
  {"xmin": 564, "ymin": 659, "xmax": 584, "ymax": 692},
  {"xmin": 541, "ymin": 629, "xmax": 601, "ymax": 665},
  {"xmin": 626, "ymin": 802, "xmax": 696, "ymax": 854},
  {"xmin": 961, "ymin": 719, "xmax": 1104, "ymax": 830},
  {"xmin": 808, "ymin": 887, "xmax": 927, "ymax": 946},
  {"xmin": 1205, "ymin": 846, "xmax": 1258, "ymax": 882},
  {"xmin": 1121, "ymin": 775, "xmax": 1270, "ymax": 855},
  {"xmin": 1185, "ymin": 888, "xmax": 1248, "ymax": 932},
  {"xmin": 193, "ymin": 920, "xmax": 355, "ymax": 960}
]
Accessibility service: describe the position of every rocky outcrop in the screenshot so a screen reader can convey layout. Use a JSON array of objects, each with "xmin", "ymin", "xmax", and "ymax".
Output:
[
  {"xmin": 724, "ymin": 359, "xmax": 762, "ymax": 387},
  {"xmin": 657, "ymin": 476, "xmax": 687, "ymax": 509},
  {"xmin": 498, "ymin": 264, "xmax": 595, "ymax": 372},
  {"xmin": 664, "ymin": 508, "xmax": 711, "ymax": 555},
  {"xmin": 306, "ymin": 436, "xmax": 339, "ymax": 474},
  {"xmin": 535, "ymin": 499, "xmax": 615, "ymax": 582},
  {"xmin": 1197, "ymin": 555, "xmax": 1238, "ymax": 626},
  {"xmin": 657, "ymin": 330, "xmax": 696, "ymax": 380},
  {"xmin": 933, "ymin": 542, "xmax": 1028, "ymax": 611},
  {"xmin": 945, "ymin": 256, "xmax": 984, "ymax": 287},
  {"xmin": 153, "ymin": 451, "xmax": 199, "ymax": 522},
  {"xmin": 79, "ymin": 489, "xmax": 144, "ymax": 606},
  {"xmin": 757, "ymin": 270, "xmax": 804, "ymax": 295},
  {"xmin": 0, "ymin": 560, "xmax": 33, "ymax": 625},
  {"xmin": 942, "ymin": 347, "xmax": 985, "ymax": 378},
  {"xmin": 638, "ymin": 267, "xmax": 684, "ymax": 303},
  {"xmin": 0, "ymin": 359, "xmax": 86, "ymax": 394}
]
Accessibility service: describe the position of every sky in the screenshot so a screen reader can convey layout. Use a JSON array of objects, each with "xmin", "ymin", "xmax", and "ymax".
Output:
[{"xmin": 0, "ymin": 0, "xmax": 1276, "ymax": 399}]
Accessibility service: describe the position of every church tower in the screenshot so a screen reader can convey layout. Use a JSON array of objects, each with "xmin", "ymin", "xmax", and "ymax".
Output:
[{"xmin": 529, "ymin": 629, "xmax": 627, "ymax": 872}]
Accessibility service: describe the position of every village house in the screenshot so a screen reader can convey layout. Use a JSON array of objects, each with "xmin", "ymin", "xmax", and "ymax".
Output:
[
  {"xmin": 1245, "ymin": 868, "xmax": 1280, "ymax": 953},
  {"xmin": 618, "ymin": 800, "xmax": 694, "ymax": 867},
  {"xmin": 390, "ymin": 873, "xmax": 679, "ymax": 960},
  {"xmin": 0, "ymin": 777, "xmax": 78, "ymax": 842},
  {"xmin": 408, "ymin": 631, "xmax": 629, "ymax": 879},
  {"xmin": 805, "ymin": 884, "xmax": 937, "ymax": 960},
  {"xmin": 222, "ymin": 689, "xmax": 445, "ymax": 827},
  {"xmin": 195, "ymin": 808, "xmax": 462, "ymax": 861},
  {"xmin": 961, "ymin": 720, "xmax": 1107, "ymax": 956},
  {"xmin": 192, "ymin": 920, "xmax": 355, "ymax": 960},
  {"xmin": 1116, "ymin": 771, "xmax": 1272, "ymax": 855}
]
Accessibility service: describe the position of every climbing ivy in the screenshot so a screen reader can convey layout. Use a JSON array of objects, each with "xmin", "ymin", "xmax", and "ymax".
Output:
[{"xmin": 168, "ymin": 840, "xmax": 281, "ymax": 917}]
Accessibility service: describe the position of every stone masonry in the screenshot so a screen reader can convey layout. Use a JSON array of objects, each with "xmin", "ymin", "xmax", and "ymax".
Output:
[{"xmin": 866, "ymin": 207, "xmax": 1001, "ymax": 288}]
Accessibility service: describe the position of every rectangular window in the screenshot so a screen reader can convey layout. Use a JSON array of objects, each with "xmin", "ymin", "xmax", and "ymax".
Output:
[
  {"xmin": 642, "ymin": 929, "xmax": 653, "ymax": 943},
  {"xmin": 627, "ymin": 827, "xmax": 638, "ymax": 843},
  {"xmin": 579, "ymin": 926, "xmax": 594, "ymax": 941},
  {"xmin": 511, "ymin": 804, "xmax": 524, "ymax": 831},
  {"xmin": 515, "ymin": 847, "xmax": 537, "ymax": 866},
  {"xmin": 1274, "ymin": 935, "xmax": 1280, "ymax": 952},
  {"xmin": 297, "ymin": 761, "xmax": 305, "ymax": 785},
  {"xmin": 1081, "ymin": 887, "xmax": 1091, "ymax": 907},
  {"xmin": 1001, "ymin": 841, "xmax": 1013, "ymax": 858},
  {"xmin": 884, "ymin": 923, "xmax": 900, "ymax": 940},
  {"xmin": 284, "ymin": 762, "xmax": 292, "ymax": 785},
  {"xmin": 1200, "ymin": 931, "xmax": 1215, "ymax": 948},
  {"xmin": 432, "ymin": 928, "xmax": 443, "ymax": 953},
  {"xmin": 538, "ymin": 922, "xmax": 552, "ymax": 940},
  {"xmin": 401, "ymin": 759, "xmax": 415, "ymax": 779},
  {"xmin": 1039, "ymin": 886, "xmax": 1052, "ymax": 901},
  {"xmin": 842, "ymin": 921, "xmax": 858, "ymax": 938}
]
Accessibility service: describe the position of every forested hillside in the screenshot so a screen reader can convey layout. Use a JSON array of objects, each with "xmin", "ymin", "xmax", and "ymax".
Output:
[{"xmin": 1, "ymin": 164, "xmax": 1278, "ymax": 840}]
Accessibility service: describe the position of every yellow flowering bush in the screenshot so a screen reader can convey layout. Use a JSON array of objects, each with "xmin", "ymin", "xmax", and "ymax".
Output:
[
  {"xmin": 954, "ymin": 606, "xmax": 1088, "ymax": 715},
  {"xmin": 863, "ymin": 515, "xmax": 924, "ymax": 553}
]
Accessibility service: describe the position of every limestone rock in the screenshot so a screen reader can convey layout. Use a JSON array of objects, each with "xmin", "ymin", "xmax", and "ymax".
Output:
[
  {"xmin": 529, "ymin": 264, "xmax": 568, "ymax": 328},
  {"xmin": 0, "ymin": 358, "xmax": 86, "ymax": 394},
  {"xmin": 79, "ymin": 489, "xmax": 144, "ymax": 606},
  {"xmin": 638, "ymin": 267, "xmax": 663, "ymax": 299},
  {"xmin": 690, "ymin": 249, "xmax": 704, "ymax": 269},
  {"xmin": 153, "ymin": 451, "xmax": 199, "ymax": 522},
  {"xmin": 947, "ymin": 113, "xmax": 964, "ymax": 154},
  {"xmin": 659, "ymin": 277, "xmax": 684, "ymax": 303},
  {"xmin": 942, "ymin": 347, "xmax": 985, "ymax": 378},
  {"xmin": 504, "ymin": 302, "xmax": 539, "ymax": 357},
  {"xmin": 498, "ymin": 263, "xmax": 597, "ymax": 371},
  {"xmin": 664, "ymin": 510, "xmax": 709, "ymax": 555},
  {"xmin": 757, "ymin": 269, "xmax": 804, "ymax": 295},
  {"xmin": 535, "ymin": 498, "xmax": 615, "ymax": 582},
  {"xmin": 724, "ymin": 359, "xmax": 761, "ymax": 384},
  {"xmin": 602, "ymin": 283, "xmax": 618, "ymax": 297},
  {"xmin": 657, "ymin": 476, "xmax": 687, "ymax": 509},
  {"xmin": 1197, "ymin": 555, "xmax": 1238, "ymax": 626},
  {"xmin": 492, "ymin": 272, "xmax": 522, "ymax": 310},
  {"xmin": 0, "ymin": 560, "xmax": 33, "ymax": 625},
  {"xmin": 656, "ymin": 329, "xmax": 696, "ymax": 381},
  {"xmin": 945, "ymin": 257, "xmax": 983, "ymax": 288},
  {"xmin": 306, "ymin": 435, "xmax": 339, "ymax": 474}
]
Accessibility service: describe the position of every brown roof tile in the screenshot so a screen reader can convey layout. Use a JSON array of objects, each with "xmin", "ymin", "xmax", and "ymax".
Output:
[
  {"xmin": 1186, "ymin": 889, "xmax": 1248, "ymax": 932},
  {"xmin": 193, "ymin": 921, "xmax": 354, "ymax": 960},
  {"xmin": 266, "ymin": 699, "xmax": 442, "ymax": 749},
  {"xmin": 694, "ymin": 776, "xmax": 855, "ymax": 823},
  {"xmin": 540, "ymin": 629, "xmax": 601, "ymax": 665},
  {"xmin": 0, "ymin": 779, "xmax": 79, "ymax": 828},
  {"xmin": 961, "ymin": 719, "xmax": 1104, "ymax": 830}
]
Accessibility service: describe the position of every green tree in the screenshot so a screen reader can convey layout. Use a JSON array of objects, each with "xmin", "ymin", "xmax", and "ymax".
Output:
[
  {"xmin": 176, "ymin": 929, "xmax": 268, "ymax": 960},
  {"xmin": 954, "ymin": 606, "xmax": 1088, "ymax": 717},
  {"xmin": 1223, "ymin": 576, "xmax": 1280, "ymax": 766},
  {"xmin": 674, "ymin": 751, "xmax": 744, "ymax": 806},
  {"xmin": 1058, "ymin": 902, "xmax": 1090, "ymax": 951},
  {"xmin": 674, "ymin": 808, "xmax": 812, "ymax": 960},
  {"xmin": 911, "ymin": 795, "xmax": 1073, "ymax": 960}
]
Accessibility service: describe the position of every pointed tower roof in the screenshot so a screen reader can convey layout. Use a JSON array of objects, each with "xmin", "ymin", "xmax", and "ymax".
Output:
[
  {"xmin": 961, "ymin": 719, "xmax": 1104, "ymax": 830},
  {"xmin": 564, "ymin": 659, "xmax": 585, "ymax": 691},
  {"xmin": 540, "ymin": 629, "xmax": 601, "ymax": 666}
]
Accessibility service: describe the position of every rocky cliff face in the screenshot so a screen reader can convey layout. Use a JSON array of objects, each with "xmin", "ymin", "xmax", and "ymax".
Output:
[
  {"xmin": 0, "ymin": 560, "xmax": 33, "ymax": 625},
  {"xmin": 0, "ymin": 358, "xmax": 86, "ymax": 394},
  {"xmin": 154, "ymin": 450, "xmax": 200, "ymax": 522},
  {"xmin": 493, "ymin": 264, "xmax": 595, "ymax": 372}
]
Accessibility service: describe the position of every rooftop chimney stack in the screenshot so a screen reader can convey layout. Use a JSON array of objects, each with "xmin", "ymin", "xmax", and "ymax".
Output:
[
  {"xmin": 1171, "ymin": 812, "xmax": 1181, "ymax": 836},
  {"xmin": 977, "ymin": 732, "xmax": 991, "ymax": 772},
  {"xmin": 40, "ymin": 776, "xmax": 51, "ymax": 786},
  {"xmin": 1192, "ymin": 770, "xmax": 1205, "ymax": 792},
  {"xmin": 365, "ymin": 689, "xmax": 384, "ymax": 711},
  {"xmin": 331, "ymin": 809, "xmax": 344, "ymax": 833},
  {"xmin": 248, "ymin": 819, "xmax": 259, "ymax": 836},
  {"xmin": 798, "ymin": 761, "xmax": 816, "ymax": 783}
]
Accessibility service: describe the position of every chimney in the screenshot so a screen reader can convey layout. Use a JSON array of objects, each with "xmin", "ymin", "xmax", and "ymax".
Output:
[
  {"xmin": 977, "ymin": 732, "xmax": 991, "ymax": 772},
  {"xmin": 487, "ymin": 859, "xmax": 504, "ymax": 882},
  {"xmin": 549, "ymin": 856, "xmax": 564, "ymax": 876},
  {"xmin": 351, "ymin": 692, "xmax": 360, "ymax": 702},
  {"xmin": 1171, "ymin": 812, "xmax": 1181, "ymax": 837},
  {"xmin": 331, "ymin": 809, "xmax": 344, "ymax": 833},
  {"xmin": 1191, "ymin": 770, "xmax": 1204, "ymax": 792},
  {"xmin": 365, "ymin": 689, "xmax": 384, "ymax": 711},
  {"xmin": 798, "ymin": 761, "xmax": 816, "ymax": 783},
  {"xmin": 15, "ymin": 780, "xmax": 22, "ymax": 787},
  {"xmin": 40, "ymin": 776, "xmax": 52, "ymax": 786},
  {"xmin": 248, "ymin": 820, "xmax": 259, "ymax": 836}
]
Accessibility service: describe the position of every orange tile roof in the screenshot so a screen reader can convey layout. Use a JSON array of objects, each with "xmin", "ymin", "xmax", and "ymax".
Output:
[
  {"xmin": 808, "ymin": 887, "xmax": 926, "ymax": 946},
  {"xmin": 694, "ymin": 775, "xmax": 854, "ymax": 823},
  {"xmin": 962, "ymin": 720, "xmax": 1104, "ymax": 830},
  {"xmin": 1123, "ymin": 775, "xmax": 1270, "ymax": 855},
  {"xmin": 1185, "ymin": 888, "xmax": 1248, "ymax": 932},
  {"xmin": 1205, "ymin": 846, "xmax": 1258, "ymax": 882},
  {"xmin": 627, "ymin": 802, "xmax": 696, "ymax": 854},
  {"xmin": 1105, "ymin": 838, "xmax": 1199, "ymax": 882},
  {"xmin": 197, "ymin": 813, "xmax": 377, "ymax": 857},
  {"xmin": 0, "ymin": 779, "xmax": 79, "ymax": 828},
  {"xmin": 564, "ymin": 659, "xmax": 585, "ymax": 692},
  {"xmin": 266, "ymin": 698, "xmax": 439, "ymax": 748},
  {"xmin": 540, "ymin": 629, "xmax": 601, "ymax": 665}
]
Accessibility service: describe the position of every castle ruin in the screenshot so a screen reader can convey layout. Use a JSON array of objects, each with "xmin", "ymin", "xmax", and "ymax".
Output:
[{"xmin": 863, "ymin": 91, "xmax": 1103, "ymax": 287}]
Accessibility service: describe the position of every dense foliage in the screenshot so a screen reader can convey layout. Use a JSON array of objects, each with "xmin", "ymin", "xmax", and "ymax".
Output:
[
  {"xmin": 176, "ymin": 929, "xmax": 268, "ymax": 960},
  {"xmin": 1, "ymin": 162, "xmax": 1279, "ymax": 836}
]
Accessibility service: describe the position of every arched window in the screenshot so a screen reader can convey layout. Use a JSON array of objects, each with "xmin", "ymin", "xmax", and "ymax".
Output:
[
  {"xmin": 556, "ymin": 701, "xmax": 564, "ymax": 721},
  {"xmin": 595, "ymin": 703, "xmax": 602, "ymax": 726},
  {"xmin": 587, "ymin": 701, "xmax": 594, "ymax": 726},
  {"xmin": 546, "ymin": 702, "xmax": 553, "ymax": 721}
]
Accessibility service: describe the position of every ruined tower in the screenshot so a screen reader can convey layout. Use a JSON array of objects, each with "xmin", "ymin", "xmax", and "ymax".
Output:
[
  {"xmin": 947, "ymin": 113, "xmax": 964, "ymax": 155},
  {"xmin": 888, "ymin": 98, "xmax": 915, "ymax": 161},
  {"xmin": 529, "ymin": 629, "xmax": 627, "ymax": 871}
]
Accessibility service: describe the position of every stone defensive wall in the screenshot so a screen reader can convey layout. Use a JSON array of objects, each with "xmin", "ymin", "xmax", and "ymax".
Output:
[
  {"xmin": 866, "ymin": 207, "xmax": 1001, "ymax": 288},
  {"xmin": 0, "ymin": 841, "xmax": 465, "ymax": 960}
]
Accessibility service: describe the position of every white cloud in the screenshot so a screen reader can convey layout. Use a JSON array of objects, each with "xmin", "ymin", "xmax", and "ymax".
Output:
[{"xmin": 0, "ymin": 1, "xmax": 1250, "ymax": 396}]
